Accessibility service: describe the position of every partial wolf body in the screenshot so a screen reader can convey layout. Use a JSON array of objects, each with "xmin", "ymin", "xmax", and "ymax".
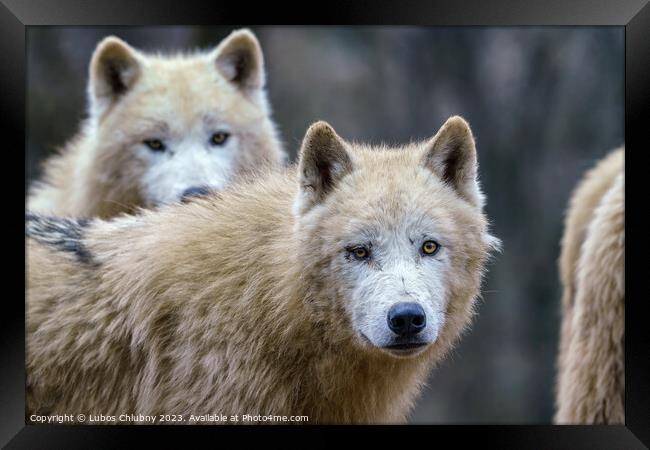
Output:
[
  {"xmin": 27, "ymin": 117, "xmax": 498, "ymax": 424},
  {"xmin": 28, "ymin": 29, "xmax": 284, "ymax": 219},
  {"xmin": 555, "ymin": 148, "xmax": 624, "ymax": 424}
]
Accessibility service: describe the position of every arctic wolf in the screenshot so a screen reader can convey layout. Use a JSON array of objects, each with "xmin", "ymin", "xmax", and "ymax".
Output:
[
  {"xmin": 26, "ymin": 116, "xmax": 499, "ymax": 424},
  {"xmin": 555, "ymin": 148, "xmax": 624, "ymax": 424},
  {"xmin": 27, "ymin": 29, "xmax": 284, "ymax": 218}
]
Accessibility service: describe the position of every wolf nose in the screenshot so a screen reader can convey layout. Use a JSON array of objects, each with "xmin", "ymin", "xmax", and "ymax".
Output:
[
  {"xmin": 181, "ymin": 186, "xmax": 211, "ymax": 202},
  {"xmin": 387, "ymin": 302, "xmax": 426, "ymax": 337}
]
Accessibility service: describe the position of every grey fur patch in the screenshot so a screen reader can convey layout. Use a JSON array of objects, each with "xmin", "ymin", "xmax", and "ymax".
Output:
[{"xmin": 26, "ymin": 213, "xmax": 95, "ymax": 264}]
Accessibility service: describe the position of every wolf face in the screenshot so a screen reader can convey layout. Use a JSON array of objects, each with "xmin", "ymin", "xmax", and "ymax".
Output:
[
  {"xmin": 293, "ymin": 117, "xmax": 499, "ymax": 358},
  {"xmin": 87, "ymin": 29, "xmax": 283, "ymax": 206}
]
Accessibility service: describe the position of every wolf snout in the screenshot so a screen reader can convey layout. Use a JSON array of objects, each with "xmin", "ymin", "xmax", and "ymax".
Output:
[
  {"xmin": 180, "ymin": 186, "xmax": 211, "ymax": 202},
  {"xmin": 387, "ymin": 302, "xmax": 426, "ymax": 338}
]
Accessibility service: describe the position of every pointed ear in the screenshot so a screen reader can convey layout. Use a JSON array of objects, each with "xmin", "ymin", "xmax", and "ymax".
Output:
[
  {"xmin": 294, "ymin": 121, "xmax": 353, "ymax": 215},
  {"xmin": 214, "ymin": 29, "xmax": 265, "ymax": 92},
  {"xmin": 423, "ymin": 116, "xmax": 484, "ymax": 208},
  {"xmin": 89, "ymin": 36, "xmax": 141, "ymax": 115}
]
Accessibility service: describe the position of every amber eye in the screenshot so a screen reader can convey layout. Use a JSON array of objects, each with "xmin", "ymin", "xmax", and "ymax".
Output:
[
  {"xmin": 421, "ymin": 240, "xmax": 439, "ymax": 255},
  {"xmin": 348, "ymin": 246, "xmax": 370, "ymax": 261},
  {"xmin": 210, "ymin": 132, "xmax": 230, "ymax": 146},
  {"xmin": 144, "ymin": 139, "xmax": 165, "ymax": 152}
]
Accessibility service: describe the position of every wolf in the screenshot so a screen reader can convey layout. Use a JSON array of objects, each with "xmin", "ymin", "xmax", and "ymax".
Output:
[
  {"xmin": 555, "ymin": 148, "xmax": 624, "ymax": 424},
  {"xmin": 26, "ymin": 116, "xmax": 499, "ymax": 424},
  {"xmin": 27, "ymin": 29, "xmax": 285, "ymax": 218}
]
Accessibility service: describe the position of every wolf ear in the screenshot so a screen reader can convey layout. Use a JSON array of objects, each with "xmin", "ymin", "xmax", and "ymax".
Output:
[
  {"xmin": 89, "ymin": 36, "xmax": 141, "ymax": 115},
  {"xmin": 214, "ymin": 29, "xmax": 265, "ymax": 92},
  {"xmin": 423, "ymin": 116, "xmax": 484, "ymax": 208},
  {"xmin": 294, "ymin": 121, "xmax": 353, "ymax": 216}
]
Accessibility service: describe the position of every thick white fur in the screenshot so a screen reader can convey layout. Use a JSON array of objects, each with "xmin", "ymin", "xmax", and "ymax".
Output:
[{"xmin": 27, "ymin": 117, "xmax": 498, "ymax": 424}]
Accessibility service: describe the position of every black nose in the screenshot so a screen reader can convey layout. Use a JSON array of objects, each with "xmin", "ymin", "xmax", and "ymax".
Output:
[
  {"xmin": 387, "ymin": 302, "xmax": 426, "ymax": 337},
  {"xmin": 181, "ymin": 186, "xmax": 211, "ymax": 202}
]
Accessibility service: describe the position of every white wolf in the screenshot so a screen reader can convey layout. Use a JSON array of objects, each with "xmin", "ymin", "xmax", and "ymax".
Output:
[
  {"xmin": 27, "ymin": 117, "xmax": 499, "ymax": 423},
  {"xmin": 28, "ymin": 29, "xmax": 285, "ymax": 218}
]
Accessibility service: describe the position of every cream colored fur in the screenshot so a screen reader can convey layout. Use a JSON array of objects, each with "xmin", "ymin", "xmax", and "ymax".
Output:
[
  {"xmin": 27, "ymin": 29, "xmax": 284, "ymax": 218},
  {"xmin": 27, "ymin": 117, "xmax": 498, "ymax": 424},
  {"xmin": 555, "ymin": 148, "xmax": 624, "ymax": 424}
]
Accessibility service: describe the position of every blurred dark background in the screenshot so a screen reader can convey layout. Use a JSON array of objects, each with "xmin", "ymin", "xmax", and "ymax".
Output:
[{"xmin": 26, "ymin": 26, "xmax": 624, "ymax": 423}]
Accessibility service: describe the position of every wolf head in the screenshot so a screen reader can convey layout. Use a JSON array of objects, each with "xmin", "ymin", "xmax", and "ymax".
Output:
[
  {"xmin": 293, "ymin": 117, "xmax": 500, "ymax": 359},
  {"xmin": 86, "ymin": 29, "xmax": 284, "ymax": 207}
]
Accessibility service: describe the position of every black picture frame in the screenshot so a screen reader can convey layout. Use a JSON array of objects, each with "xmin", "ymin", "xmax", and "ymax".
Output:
[{"xmin": 4, "ymin": 0, "xmax": 648, "ymax": 447}]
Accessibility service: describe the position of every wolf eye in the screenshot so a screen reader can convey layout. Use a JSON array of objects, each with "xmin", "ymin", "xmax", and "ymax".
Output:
[
  {"xmin": 348, "ymin": 246, "xmax": 370, "ymax": 261},
  {"xmin": 210, "ymin": 132, "xmax": 230, "ymax": 146},
  {"xmin": 144, "ymin": 139, "xmax": 165, "ymax": 152},
  {"xmin": 421, "ymin": 240, "xmax": 439, "ymax": 256}
]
